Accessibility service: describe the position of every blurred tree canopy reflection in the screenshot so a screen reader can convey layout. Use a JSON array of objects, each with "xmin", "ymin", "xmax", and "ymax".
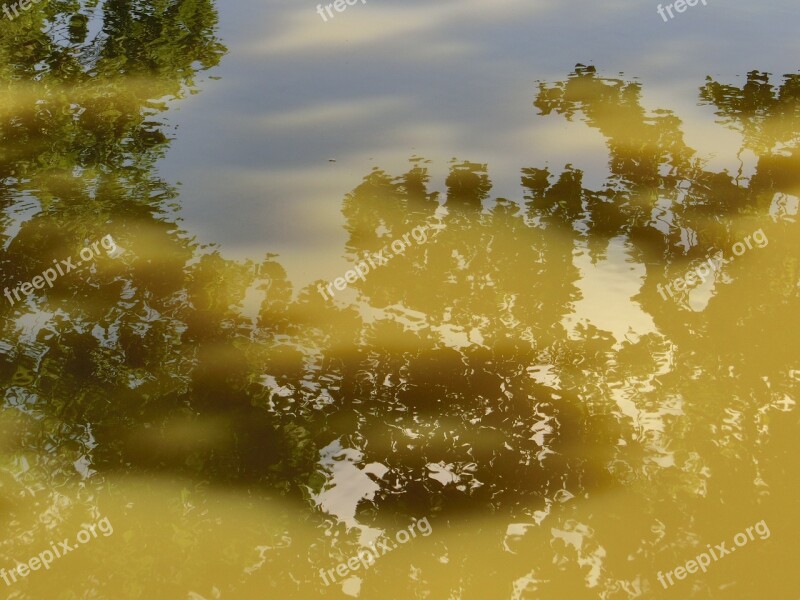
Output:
[{"xmin": 0, "ymin": 41, "xmax": 798, "ymax": 598}]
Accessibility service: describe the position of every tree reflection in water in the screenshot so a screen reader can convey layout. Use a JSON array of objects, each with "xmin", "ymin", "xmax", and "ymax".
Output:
[{"xmin": 0, "ymin": 7, "xmax": 798, "ymax": 594}]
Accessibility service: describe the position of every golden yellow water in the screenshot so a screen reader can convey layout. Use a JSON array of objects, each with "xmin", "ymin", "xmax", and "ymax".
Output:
[{"xmin": 1, "ymin": 2, "xmax": 799, "ymax": 599}]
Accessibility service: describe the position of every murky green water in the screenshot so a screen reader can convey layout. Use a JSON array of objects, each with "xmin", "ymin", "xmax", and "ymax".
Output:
[{"xmin": 1, "ymin": 1, "xmax": 799, "ymax": 599}]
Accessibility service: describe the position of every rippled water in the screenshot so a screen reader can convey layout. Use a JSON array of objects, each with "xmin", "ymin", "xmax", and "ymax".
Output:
[{"xmin": 1, "ymin": 1, "xmax": 799, "ymax": 598}]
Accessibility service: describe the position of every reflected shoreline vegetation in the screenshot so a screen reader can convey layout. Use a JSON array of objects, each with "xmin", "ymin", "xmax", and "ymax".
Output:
[{"xmin": 1, "ymin": 1, "xmax": 799, "ymax": 599}]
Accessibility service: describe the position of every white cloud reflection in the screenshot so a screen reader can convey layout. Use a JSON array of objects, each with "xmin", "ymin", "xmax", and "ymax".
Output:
[{"xmin": 248, "ymin": 0, "xmax": 555, "ymax": 55}]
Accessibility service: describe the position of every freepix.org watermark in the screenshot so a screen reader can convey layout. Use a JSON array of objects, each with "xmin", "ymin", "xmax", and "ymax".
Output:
[
  {"xmin": 657, "ymin": 228, "xmax": 768, "ymax": 302},
  {"xmin": 316, "ymin": 0, "xmax": 366, "ymax": 23},
  {"xmin": 2, "ymin": 0, "xmax": 47, "ymax": 21},
  {"xmin": 656, "ymin": 0, "xmax": 708, "ymax": 22},
  {"xmin": 1, "ymin": 516, "xmax": 114, "ymax": 587},
  {"xmin": 319, "ymin": 518, "xmax": 432, "ymax": 587},
  {"xmin": 317, "ymin": 225, "xmax": 431, "ymax": 301},
  {"xmin": 656, "ymin": 519, "xmax": 770, "ymax": 589},
  {"xmin": 4, "ymin": 234, "xmax": 120, "ymax": 306}
]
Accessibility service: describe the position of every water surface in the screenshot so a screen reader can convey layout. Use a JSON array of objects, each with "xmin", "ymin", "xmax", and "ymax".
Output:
[{"xmin": 0, "ymin": 1, "xmax": 799, "ymax": 598}]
